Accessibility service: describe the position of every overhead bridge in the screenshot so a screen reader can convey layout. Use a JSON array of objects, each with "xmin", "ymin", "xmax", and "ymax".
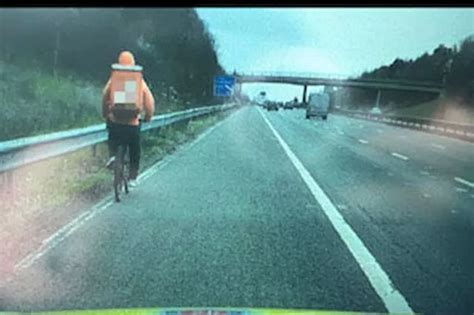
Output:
[{"xmin": 234, "ymin": 72, "xmax": 445, "ymax": 105}]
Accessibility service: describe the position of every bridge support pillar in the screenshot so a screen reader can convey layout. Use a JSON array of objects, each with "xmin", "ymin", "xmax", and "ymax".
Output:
[
  {"xmin": 303, "ymin": 85, "xmax": 308, "ymax": 104},
  {"xmin": 375, "ymin": 89, "xmax": 382, "ymax": 108}
]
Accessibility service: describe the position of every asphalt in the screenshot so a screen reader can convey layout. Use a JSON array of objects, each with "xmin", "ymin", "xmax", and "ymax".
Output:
[{"xmin": 1, "ymin": 105, "xmax": 473, "ymax": 314}]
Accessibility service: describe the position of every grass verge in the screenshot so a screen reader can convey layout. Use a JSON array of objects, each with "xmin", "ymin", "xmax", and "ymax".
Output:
[{"xmin": 385, "ymin": 97, "xmax": 474, "ymax": 124}]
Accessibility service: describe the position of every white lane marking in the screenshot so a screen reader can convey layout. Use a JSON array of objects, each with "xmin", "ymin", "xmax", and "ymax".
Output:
[
  {"xmin": 391, "ymin": 152, "xmax": 409, "ymax": 161},
  {"xmin": 454, "ymin": 177, "xmax": 474, "ymax": 189},
  {"xmin": 15, "ymin": 199, "xmax": 113, "ymax": 270},
  {"xmin": 257, "ymin": 107, "xmax": 413, "ymax": 314},
  {"xmin": 41, "ymin": 210, "xmax": 91, "ymax": 245},
  {"xmin": 338, "ymin": 130, "xmax": 345, "ymax": 135},
  {"xmin": 13, "ymin": 108, "xmax": 240, "ymax": 272},
  {"xmin": 455, "ymin": 187, "xmax": 468, "ymax": 193},
  {"xmin": 358, "ymin": 139, "xmax": 369, "ymax": 144},
  {"xmin": 431, "ymin": 143, "xmax": 446, "ymax": 150}
]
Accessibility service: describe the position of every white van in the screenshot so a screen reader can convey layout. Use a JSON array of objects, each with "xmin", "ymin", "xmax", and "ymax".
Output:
[{"xmin": 306, "ymin": 92, "xmax": 330, "ymax": 120}]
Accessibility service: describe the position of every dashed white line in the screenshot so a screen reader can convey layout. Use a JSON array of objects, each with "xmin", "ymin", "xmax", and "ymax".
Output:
[
  {"xmin": 454, "ymin": 177, "xmax": 474, "ymax": 189},
  {"xmin": 391, "ymin": 152, "xmax": 409, "ymax": 161},
  {"xmin": 258, "ymin": 107, "xmax": 413, "ymax": 314},
  {"xmin": 358, "ymin": 139, "xmax": 369, "ymax": 144}
]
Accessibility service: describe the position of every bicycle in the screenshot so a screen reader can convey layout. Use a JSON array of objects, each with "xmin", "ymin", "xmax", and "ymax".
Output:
[{"xmin": 114, "ymin": 143, "xmax": 130, "ymax": 202}]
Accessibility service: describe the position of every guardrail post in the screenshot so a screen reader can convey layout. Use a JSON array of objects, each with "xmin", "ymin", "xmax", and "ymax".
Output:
[{"xmin": 4, "ymin": 170, "xmax": 15, "ymax": 203}]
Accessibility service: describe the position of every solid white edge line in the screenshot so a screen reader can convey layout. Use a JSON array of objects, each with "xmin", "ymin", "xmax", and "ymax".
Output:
[
  {"xmin": 12, "ymin": 107, "xmax": 240, "ymax": 273},
  {"xmin": 454, "ymin": 177, "xmax": 474, "ymax": 189},
  {"xmin": 391, "ymin": 152, "xmax": 409, "ymax": 161},
  {"xmin": 358, "ymin": 139, "xmax": 369, "ymax": 144},
  {"xmin": 257, "ymin": 107, "xmax": 413, "ymax": 314}
]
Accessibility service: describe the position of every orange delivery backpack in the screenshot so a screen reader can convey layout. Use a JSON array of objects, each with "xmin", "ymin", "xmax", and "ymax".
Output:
[{"xmin": 109, "ymin": 63, "xmax": 144, "ymax": 121}]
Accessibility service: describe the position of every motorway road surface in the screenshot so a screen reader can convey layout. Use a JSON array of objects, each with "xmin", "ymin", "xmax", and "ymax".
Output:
[{"xmin": 1, "ymin": 106, "xmax": 473, "ymax": 314}]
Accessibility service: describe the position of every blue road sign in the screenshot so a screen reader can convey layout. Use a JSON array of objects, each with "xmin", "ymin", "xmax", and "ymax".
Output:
[{"xmin": 214, "ymin": 75, "xmax": 236, "ymax": 97}]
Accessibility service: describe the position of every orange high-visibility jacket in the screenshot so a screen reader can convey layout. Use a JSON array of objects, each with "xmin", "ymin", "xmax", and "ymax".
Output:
[{"xmin": 102, "ymin": 51, "xmax": 155, "ymax": 126}]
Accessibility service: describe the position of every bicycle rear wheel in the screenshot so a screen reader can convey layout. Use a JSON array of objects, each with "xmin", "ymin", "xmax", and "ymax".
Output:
[{"xmin": 124, "ymin": 148, "xmax": 129, "ymax": 195}]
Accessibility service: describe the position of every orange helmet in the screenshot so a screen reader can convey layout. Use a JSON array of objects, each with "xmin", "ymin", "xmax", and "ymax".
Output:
[{"xmin": 118, "ymin": 51, "xmax": 136, "ymax": 66}]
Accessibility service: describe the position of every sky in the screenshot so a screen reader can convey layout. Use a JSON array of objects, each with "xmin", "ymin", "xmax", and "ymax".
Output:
[{"xmin": 196, "ymin": 8, "xmax": 474, "ymax": 101}]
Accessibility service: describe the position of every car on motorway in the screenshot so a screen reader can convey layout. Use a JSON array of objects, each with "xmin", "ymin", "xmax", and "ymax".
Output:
[
  {"xmin": 283, "ymin": 101, "xmax": 294, "ymax": 110},
  {"xmin": 295, "ymin": 101, "xmax": 306, "ymax": 109},
  {"xmin": 266, "ymin": 101, "xmax": 279, "ymax": 111},
  {"xmin": 306, "ymin": 92, "xmax": 330, "ymax": 120}
]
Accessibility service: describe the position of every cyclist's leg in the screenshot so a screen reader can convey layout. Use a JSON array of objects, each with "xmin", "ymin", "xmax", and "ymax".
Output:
[
  {"xmin": 109, "ymin": 121, "xmax": 123, "ymax": 157},
  {"xmin": 128, "ymin": 124, "xmax": 141, "ymax": 180}
]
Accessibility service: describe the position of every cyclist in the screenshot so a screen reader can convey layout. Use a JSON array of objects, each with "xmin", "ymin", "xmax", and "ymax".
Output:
[{"xmin": 102, "ymin": 51, "xmax": 155, "ymax": 188}]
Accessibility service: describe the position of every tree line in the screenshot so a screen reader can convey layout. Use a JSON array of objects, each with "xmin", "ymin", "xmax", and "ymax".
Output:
[
  {"xmin": 333, "ymin": 35, "xmax": 474, "ymax": 110},
  {"xmin": 0, "ymin": 8, "xmax": 225, "ymax": 105}
]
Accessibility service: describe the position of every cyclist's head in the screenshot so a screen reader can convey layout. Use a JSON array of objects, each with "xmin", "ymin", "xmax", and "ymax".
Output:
[{"xmin": 118, "ymin": 51, "xmax": 135, "ymax": 66}]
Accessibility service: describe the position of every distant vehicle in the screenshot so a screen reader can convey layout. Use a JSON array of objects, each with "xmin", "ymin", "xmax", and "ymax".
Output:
[
  {"xmin": 283, "ymin": 101, "xmax": 294, "ymax": 110},
  {"xmin": 293, "ymin": 101, "xmax": 305, "ymax": 109},
  {"xmin": 306, "ymin": 92, "xmax": 330, "ymax": 120},
  {"xmin": 266, "ymin": 101, "xmax": 279, "ymax": 111}
]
